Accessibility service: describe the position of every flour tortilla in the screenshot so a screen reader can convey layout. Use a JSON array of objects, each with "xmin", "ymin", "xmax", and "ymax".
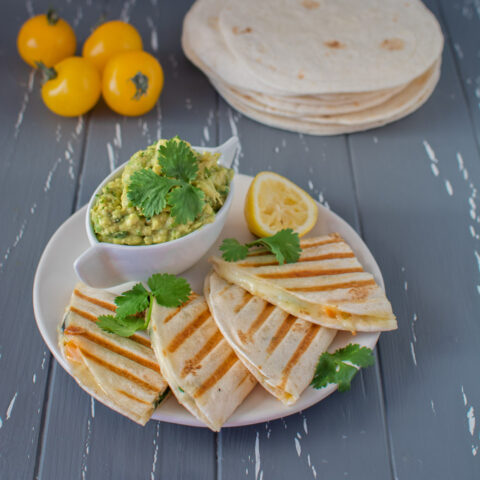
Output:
[
  {"xmin": 210, "ymin": 233, "xmax": 397, "ymax": 332},
  {"xmin": 211, "ymin": 59, "xmax": 440, "ymax": 126},
  {"xmin": 219, "ymin": 0, "xmax": 444, "ymax": 94},
  {"xmin": 149, "ymin": 294, "xmax": 256, "ymax": 431},
  {"xmin": 211, "ymin": 60, "xmax": 440, "ymax": 135},
  {"xmin": 205, "ymin": 272, "xmax": 336, "ymax": 405},
  {"xmin": 182, "ymin": 8, "xmax": 403, "ymax": 108},
  {"xmin": 59, "ymin": 283, "xmax": 168, "ymax": 425},
  {"xmin": 222, "ymin": 84, "xmax": 406, "ymax": 116}
]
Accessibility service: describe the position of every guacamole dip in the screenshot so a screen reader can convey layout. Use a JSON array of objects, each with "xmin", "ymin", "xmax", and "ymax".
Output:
[{"xmin": 91, "ymin": 139, "xmax": 233, "ymax": 245}]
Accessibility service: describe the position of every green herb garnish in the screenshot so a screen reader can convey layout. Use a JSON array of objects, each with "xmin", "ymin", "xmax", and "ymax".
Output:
[
  {"xmin": 310, "ymin": 344, "xmax": 375, "ymax": 392},
  {"xmin": 97, "ymin": 273, "xmax": 191, "ymax": 337},
  {"xmin": 220, "ymin": 228, "xmax": 301, "ymax": 265},
  {"xmin": 127, "ymin": 137, "xmax": 205, "ymax": 224}
]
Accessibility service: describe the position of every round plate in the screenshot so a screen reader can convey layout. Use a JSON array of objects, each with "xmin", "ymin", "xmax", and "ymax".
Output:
[{"xmin": 33, "ymin": 174, "xmax": 381, "ymax": 428}]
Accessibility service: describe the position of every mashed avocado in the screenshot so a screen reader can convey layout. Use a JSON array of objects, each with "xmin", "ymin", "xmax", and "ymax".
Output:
[{"xmin": 91, "ymin": 139, "xmax": 233, "ymax": 245}]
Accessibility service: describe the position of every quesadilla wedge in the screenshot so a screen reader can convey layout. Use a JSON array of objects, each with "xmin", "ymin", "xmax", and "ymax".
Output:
[
  {"xmin": 211, "ymin": 233, "xmax": 397, "ymax": 332},
  {"xmin": 205, "ymin": 272, "xmax": 336, "ymax": 405},
  {"xmin": 59, "ymin": 283, "xmax": 169, "ymax": 425},
  {"xmin": 149, "ymin": 293, "xmax": 257, "ymax": 431}
]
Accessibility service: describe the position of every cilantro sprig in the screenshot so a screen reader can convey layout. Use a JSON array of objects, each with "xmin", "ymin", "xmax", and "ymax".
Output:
[
  {"xmin": 220, "ymin": 228, "xmax": 301, "ymax": 265},
  {"xmin": 97, "ymin": 273, "xmax": 191, "ymax": 337},
  {"xmin": 310, "ymin": 344, "xmax": 375, "ymax": 392},
  {"xmin": 127, "ymin": 137, "xmax": 205, "ymax": 224}
]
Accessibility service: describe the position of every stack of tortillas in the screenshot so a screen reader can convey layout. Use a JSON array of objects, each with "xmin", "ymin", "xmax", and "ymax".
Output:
[{"xmin": 182, "ymin": 0, "xmax": 443, "ymax": 135}]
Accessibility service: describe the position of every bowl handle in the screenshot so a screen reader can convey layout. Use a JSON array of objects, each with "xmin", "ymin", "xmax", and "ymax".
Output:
[
  {"xmin": 217, "ymin": 136, "xmax": 239, "ymax": 169},
  {"xmin": 74, "ymin": 244, "xmax": 126, "ymax": 288}
]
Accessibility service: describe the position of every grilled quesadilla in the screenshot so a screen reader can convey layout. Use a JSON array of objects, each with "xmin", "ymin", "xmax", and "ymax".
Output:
[
  {"xmin": 59, "ymin": 283, "xmax": 169, "ymax": 425},
  {"xmin": 149, "ymin": 293, "xmax": 257, "ymax": 431},
  {"xmin": 205, "ymin": 272, "xmax": 336, "ymax": 405},
  {"xmin": 211, "ymin": 233, "xmax": 397, "ymax": 332}
]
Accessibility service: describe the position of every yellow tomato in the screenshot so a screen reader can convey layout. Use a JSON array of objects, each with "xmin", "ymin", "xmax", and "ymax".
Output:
[
  {"xmin": 102, "ymin": 51, "xmax": 164, "ymax": 116},
  {"xmin": 17, "ymin": 9, "xmax": 76, "ymax": 68},
  {"xmin": 40, "ymin": 57, "xmax": 101, "ymax": 117},
  {"xmin": 82, "ymin": 20, "xmax": 143, "ymax": 73}
]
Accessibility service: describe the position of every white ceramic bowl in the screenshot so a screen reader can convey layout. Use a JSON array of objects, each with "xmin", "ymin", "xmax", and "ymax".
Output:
[{"xmin": 74, "ymin": 137, "xmax": 239, "ymax": 288}]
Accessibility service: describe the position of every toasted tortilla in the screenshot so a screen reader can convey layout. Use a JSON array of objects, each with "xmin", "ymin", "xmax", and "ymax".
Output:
[
  {"xmin": 205, "ymin": 272, "xmax": 336, "ymax": 405},
  {"xmin": 211, "ymin": 233, "xmax": 397, "ymax": 332},
  {"xmin": 59, "ymin": 283, "xmax": 169, "ymax": 425},
  {"xmin": 149, "ymin": 294, "xmax": 256, "ymax": 431}
]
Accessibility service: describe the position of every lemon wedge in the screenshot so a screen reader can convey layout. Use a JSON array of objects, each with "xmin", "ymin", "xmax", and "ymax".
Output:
[{"xmin": 244, "ymin": 171, "xmax": 318, "ymax": 237}]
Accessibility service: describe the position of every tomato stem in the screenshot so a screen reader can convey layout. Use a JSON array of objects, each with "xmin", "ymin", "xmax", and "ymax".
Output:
[
  {"xmin": 36, "ymin": 61, "xmax": 58, "ymax": 82},
  {"xmin": 46, "ymin": 8, "xmax": 59, "ymax": 25},
  {"xmin": 130, "ymin": 72, "xmax": 149, "ymax": 100}
]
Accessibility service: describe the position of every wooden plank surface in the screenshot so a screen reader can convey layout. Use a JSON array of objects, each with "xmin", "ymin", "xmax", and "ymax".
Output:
[
  {"xmin": 0, "ymin": 0, "xmax": 479, "ymax": 479},
  {"xmin": 347, "ymin": 1, "xmax": 480, "ymax": 478}
]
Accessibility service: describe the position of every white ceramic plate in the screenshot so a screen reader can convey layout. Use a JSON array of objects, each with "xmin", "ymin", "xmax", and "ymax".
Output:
[{"xmin": 33, "ymin": 173, "xmax": 381, "ymax": 428}]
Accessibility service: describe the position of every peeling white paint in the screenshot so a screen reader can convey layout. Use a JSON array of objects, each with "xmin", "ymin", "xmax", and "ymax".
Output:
[
  {"xmin": 445, "ymin": 180, "xmax": 454, "ymax": 196},
  {"xmin": 294, "ymin": 437, "xmax": 302, "ymax": 457},
  {"xmin": 150, "ymin": 423, "xmax": 160, "ymax": 480},
  {"xmin": 146, "ymin": 17, "xmax": 158, "ymax": 52},
  {"xmin": 303, "ymin": 417, "xmax": 308, "ymax": 435},
  {"xmin": 467, "ymin": 406, "xmax": 476, "ymax": 436},
  {"xmin": 255, "ymin": 431, "xmax": 262, "ymax": 480},
  {"xmin": 14, "ymin": 70, "xmax": 35, "ymax": 138},
  {"xmin": 410, "ymin": 341, "xmax": 417, "ymax": 366},
  {"xmin": 430, "ymin": 400, "xmax": 436, "ymax": 415},
  {"xmin": 454, "ymin": 43, "xmax": 464, "ymax": 59},
  {"xmin": 107, "ymin": 142, "xmax": 116, "ymax": 172},
  {"xmin": 227, "ymin": 108, "xmax": 242, "ymax": 172},
  {"xmin": 6, "ymin": 392, "xmax": 18, "ymax": 420},
  {"xmin": 114, "ymin": 123, "xmax": 122, "ymax": 149}
]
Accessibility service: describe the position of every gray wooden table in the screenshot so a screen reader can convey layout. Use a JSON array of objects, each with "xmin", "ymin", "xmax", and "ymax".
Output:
[{"xmin": 1, "ymin": 0, "xmax": 479, "ymax": 478}]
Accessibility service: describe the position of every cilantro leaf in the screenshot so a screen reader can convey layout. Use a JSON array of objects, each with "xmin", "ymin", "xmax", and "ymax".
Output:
[
  {"xmin": 127, "ymin": 169, "xmax": 179, "ymax": 218},
  {"xmin": 167, "ymin": 184, "xmax": 205, "ymax": 224},
  {"xmin": 148, "ymin": 273, "xmax": 191, "ymax": 307},
  {"xmin": 220, "ymin": 238, "xmax": 250, "ymax": 261},
  {"xmin": 220, "ymin": 229, "xmax": 301, "ymax": 265},
  {"xmin": 97, "ymin": 314, "xmax": 147, "ymax": 337},
  {"xmin": 97, "ymin": 273, "xmax": 192, "ymax": 337},
  {"xmin": 158, "ymin": 137, "xmax": 198, "ymax": 183},
  {"xmin": 114, "ymin": 282, "xmax": 150, "ymax": 318},
  {"xmin": 311, "ymin": 344, "xmax": 375, "ymax": 392}
]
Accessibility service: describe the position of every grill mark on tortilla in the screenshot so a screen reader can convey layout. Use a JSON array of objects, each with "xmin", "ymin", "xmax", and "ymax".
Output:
[
  {"xmin": 64, "ymin": 325, "xmax": 160, "ymax": 373},
  {"xmin": 216, "ymin": 285, "xmax": 232, "ymax": 298},
  {"xmin": 74, "ymin": 288, "xmax": 116, "ymax": 312},
  {"xmin": 266, "ymin": 314, "xmax": 296, "ymax": 355},
  {"xmin": 167, "ymin": 308, "xmax": 211, "ymax": 353},
  {"xmin": 238, "ymin": 252, "xmax": 355, "ymax": 267},
  {"xmin": 240, "ymin": 303, "xmax": 275, "ymax": 343},
  {"xmin": 279, "ymin": 324, "xmax": 320, "ymax": 388},
  {"xmin": 68, "ymin": 306, "xmax": 151, "ymax": 347},
  {"xmin": 259, "ymin": 267, "xmax": 363, "ymax": 279},
  {"xmin": 234, "ymin": 290, "xmax": 253, "ymax": 312},
  {"xmin": 117, "ymin": 389, "xmax": 152, "ymax": 405},
  {"xmin": 236, "ymin": 371, "xmax": 254, "ymax": 389},
  {"xmin": 193, "ymin": 351, "xmax": 238, "ymax": 399},
  {"xmin": 300, "ymin": 236, "xmax": 343, "ymax": 249},
  {"xmin": 181, "ymin": 330, "xmax": 224, "ymax": 377},
  {"xmin": 78, "ymin": 347, "xmax": 160, "ymax": 393},
  {"xmin": 163, "ymin": 295, "xmax": 197, "ymax": 324},
  {"xmin": 288, "ymin": 279, "xmax": 376, "ymax": 292}
]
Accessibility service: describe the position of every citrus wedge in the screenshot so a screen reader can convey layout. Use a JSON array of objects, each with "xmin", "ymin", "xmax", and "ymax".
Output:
[{"xmin": 244, "ymin": 172, "xmax": 318, "ymax": 237}]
